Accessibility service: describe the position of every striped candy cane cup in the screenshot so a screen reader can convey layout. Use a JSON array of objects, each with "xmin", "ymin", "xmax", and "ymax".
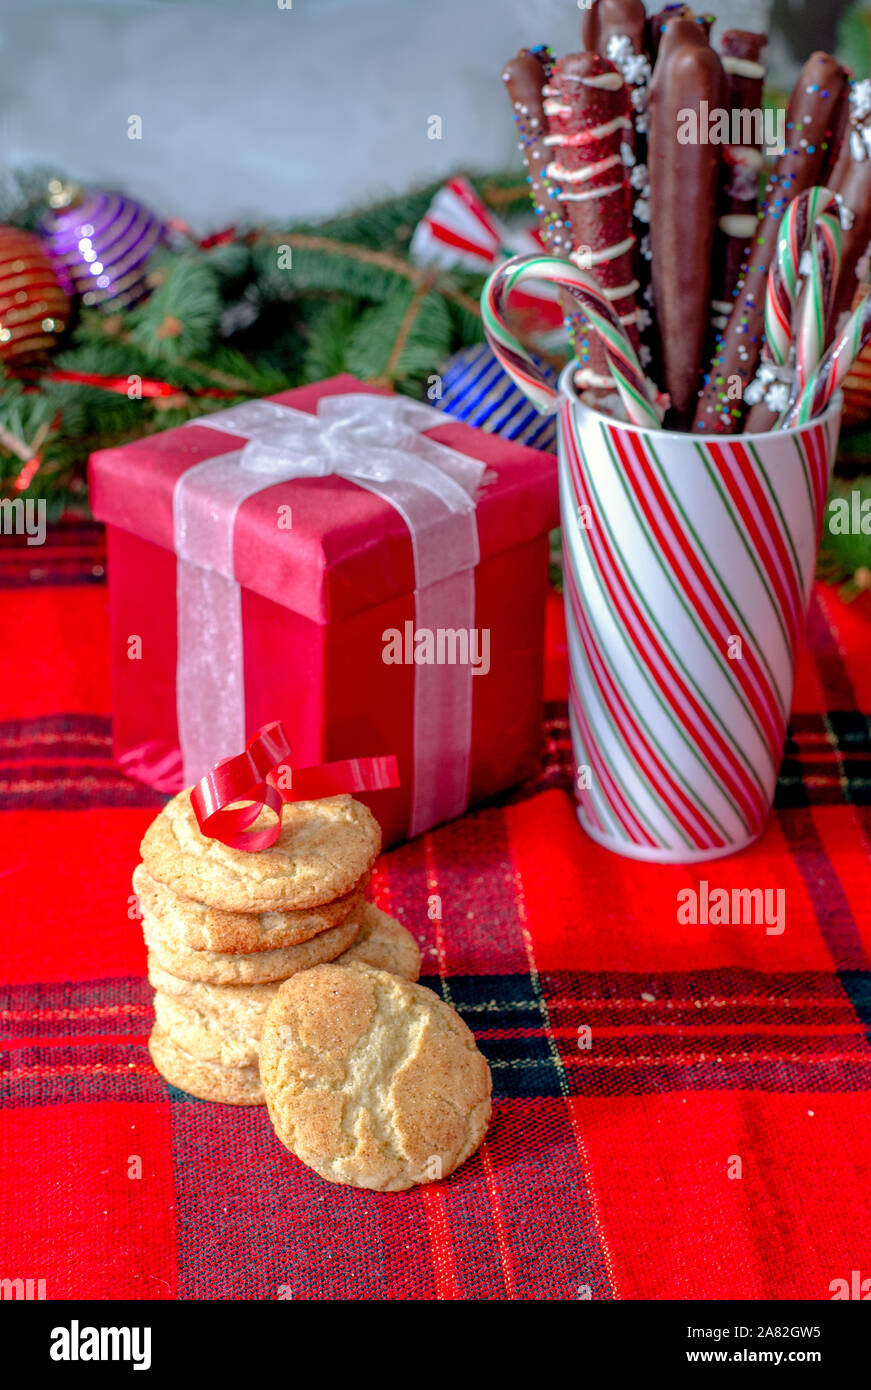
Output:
[
  {"xmin": 557, "ymin": 371, "xmax": 842, "ymax": 861},
  {"xmin": 482, "ymin": 255, "xmax": 844, "ymax": 861}
]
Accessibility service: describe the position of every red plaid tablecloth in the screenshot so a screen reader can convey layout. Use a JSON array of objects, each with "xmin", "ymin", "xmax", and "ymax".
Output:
[{"xmin": 2, "ymin": 523, "xmax": 871, "ymax": 1301}]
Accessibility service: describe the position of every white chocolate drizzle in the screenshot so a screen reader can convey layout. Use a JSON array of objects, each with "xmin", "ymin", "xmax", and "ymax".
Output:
[
  {"xmin": 718, "ymin": 213, "xmax": 758, "ymax": 237},
  {"xmin": 606, "ymin": 280, "xmax": 641, "ymax": 300},
  {"xmin": 548, "ymin": 154, "xmax": 623, "ymax": 183},
  {"xmin": 558, "ymin": 180, "xmax": 624, "ymax": 203},
  {"xmin": 721, "ymin": 56, "xmax": 765, "ymax": 80},
  {"xmin": 570, "ymin": 236, "xmax": 636, "ymax": 268},
  {"xmin": 543, "ymin": 116, "xmax": 631, "ymax": 145},
  {"xmin": 575, "ymin": 367, "xmax": 615, "ymax": 389},
  {"xmin": 576, "ymin": 71, "xmax": 624, "ymax": 90}
]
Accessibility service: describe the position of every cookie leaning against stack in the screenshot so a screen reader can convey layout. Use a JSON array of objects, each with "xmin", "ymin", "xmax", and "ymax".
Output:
[
  {"xmin": 137, "ymin": 789, "xmax": 417, "ymax": 1104},
  {"xmin": 260, "ymin": 962, "xmax": 493, "ymax": 1192}
]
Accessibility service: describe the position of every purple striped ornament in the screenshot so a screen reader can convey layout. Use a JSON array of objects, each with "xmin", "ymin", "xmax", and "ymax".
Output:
[
  {"xmin": 42, "ymin": 188, "xmax": 165, "ymax": 308},
  {"xmin": 557, "ymin": 369, "xmax": 842, "ymax": 861}
]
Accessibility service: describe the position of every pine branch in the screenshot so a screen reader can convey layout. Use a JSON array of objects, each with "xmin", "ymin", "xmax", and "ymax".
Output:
[
  {"xmin": 0, "ymin": 422, "xmax": 34, "ymax": 464},
  {"xmin": 265, "ymin": 232, "xmax": 418, "ymax": 279},
  {"xmin": 376, "ymin": 281, "xmax": 432, "ymax": 387},
  {"xmin": 253, "ymin": 230, "xmax": 481, "ymax": 322},
  {"xmin": 476, "ymin": 178, "xmax": 530, "ymax": 211},
  {"xmin": 126, "ymin": 252, "xmax": 222, "ymax": 361},
  {"xmin": 77, "ymin": 316, "xmax": 266, "ymax": 395},
  {"xmin": 0, "ymin": 167, "xmax": 546, "ymax": 509},
  {"xmin": 346, "ymin": 286, "xmax": 452, "ymax": 389},
  {"xmin": 300, "ymin": 298, "xmax": 358, "ymax": 382},
  {"xmin": 0, "ymin": 166, "xmax": 57, "ymax": 228},
  {"xmin": 817, "ymin": 475, "xmax": 871, "ymax": 595}
]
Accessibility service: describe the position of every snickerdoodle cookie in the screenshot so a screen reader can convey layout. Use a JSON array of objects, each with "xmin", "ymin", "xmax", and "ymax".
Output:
[
  {"xmin": 143, "ymin": 902, "xmax": 364, "ymax": 985},
  {"xmin": 133, "ymin": 862, "xmax": 366, "ymax": 954},
  {"xmin": 337, "ymin": 904, "xmax": 421, "ymax": 981},
  {"xmin": 140, "ymin": 791, "xmax": 381, "ymax": 912},
  {"xmin": 149, "ymin": 960, "xmax": 277, "ymax": 1016},
  {"xmin": 150, "ymin": 971, "xmax": 278, "ymax": 1069},
  {"xmin": 148, "ymin": 1025, "xmax": 264, "ymax": 1105},
  {"xmin": 259, "ymin": 962, "xmax": 491, "ymax": 1191}
]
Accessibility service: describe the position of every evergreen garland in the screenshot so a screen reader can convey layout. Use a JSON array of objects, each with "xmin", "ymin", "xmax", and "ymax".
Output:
[
  {"xmin": 0, "ymin": 168, "xmax": 869, "ymax": 594},
  {"xmin": 818, "ymin": 476, "xmax": 871, "ymax": 599},
  {"xmin": 0, "ymin": 172, "xmax": 529, "ymax": 514},
  {"xmin": 836, "ymin": 0, "xmax": 871, "ymax": 78}
]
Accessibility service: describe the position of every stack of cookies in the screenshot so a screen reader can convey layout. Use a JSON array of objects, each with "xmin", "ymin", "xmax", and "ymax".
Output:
[
  {"xmin": 135, "ymin": 790, "xmax": 420, "ymax": 1107},
  {"xmin": 136, "ymin": 787, "xmax": 492, "ymax": 1191}
]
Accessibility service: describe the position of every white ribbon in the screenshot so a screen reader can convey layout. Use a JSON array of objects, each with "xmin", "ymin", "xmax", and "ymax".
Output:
[{"xmin": 173, "ymin": 393, "xmax": 486, "ymax": 837}]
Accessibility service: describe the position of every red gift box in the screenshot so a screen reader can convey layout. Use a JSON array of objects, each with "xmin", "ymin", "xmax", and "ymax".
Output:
[{"xmin": 89, "ymin": 374, "xmax": 558, "ymax": 846}]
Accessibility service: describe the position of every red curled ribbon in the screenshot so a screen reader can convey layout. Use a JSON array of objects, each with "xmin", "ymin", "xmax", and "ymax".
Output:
[
  {"xmin": 22, "ymin": 368, "xmax": 240, "ymax": 401},
  {"xmin": 189, "ymin": 720, "xmax": 400, "ymax": 851}
]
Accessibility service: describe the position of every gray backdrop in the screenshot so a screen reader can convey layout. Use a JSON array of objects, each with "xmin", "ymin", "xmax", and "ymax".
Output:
[{"xmin": 0, "ymin": 0, "xmax": 840, "ymax": 230}]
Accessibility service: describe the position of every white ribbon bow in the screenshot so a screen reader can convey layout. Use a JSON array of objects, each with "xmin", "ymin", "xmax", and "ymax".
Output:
[{"xmin": 233, "ymin": 394, "xmax": 487, "ymax": 590}]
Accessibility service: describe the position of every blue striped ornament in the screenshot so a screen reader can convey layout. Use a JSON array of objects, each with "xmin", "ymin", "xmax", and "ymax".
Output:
[{"xmin": 433, "ymin": 343, "xmax": 558, "ymax": 451}]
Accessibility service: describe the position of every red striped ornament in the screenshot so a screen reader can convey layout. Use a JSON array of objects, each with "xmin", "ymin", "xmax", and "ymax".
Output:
[
  {"xmin": 411, "ymin": 177, "xmax": 564, "ymax": 342},
  {"xmin": 0, "ymin": 226, "xmax": 70, "ymax": 363}
]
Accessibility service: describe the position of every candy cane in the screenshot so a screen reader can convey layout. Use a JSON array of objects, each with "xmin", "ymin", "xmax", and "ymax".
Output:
[
  {"xmin": 482, "ymin": 254, "xmax": 662, "ymax": 428},
  {"xmin": 795, "ymin": 199, "xmax": 842, "ymax": 396},
  {"xmin": 759, "ymin": 188, "xmax": 842, "ymax": 429},
  {"xmin": 764, "ymin": 188, "xmax": 842, "ymax": 414},
  {"xmin": 783, "ymin": 285, "xmax": 871, "ymax": 426}
]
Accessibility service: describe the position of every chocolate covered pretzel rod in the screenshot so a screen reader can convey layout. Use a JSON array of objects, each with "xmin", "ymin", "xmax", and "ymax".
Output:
[
  {"xmin": 648, "ymin": 17, "xmax": 725, "ymax": 425},
  {"xmin": 503, "ymin": 48, "xmax": 573, "ymax": 259},
  {"xmin": 502, "ymin": 47, "xmax": 593, "ymax": 369},
  {"xmin": 708, "ymin": 31, "xmax": 767, "ymax": 345},
  {"xmin": 581, "ymin": 2, "xmax": 650, "ymax": 171},
  {"xmin": 692, "ymin": 51, "xmax": 849, "ymax": 433},
  {"xmin": 647, "ymin": 6, "xmax": 713, "ymax": 64},
  {"xmin": 826, "ymin": 81, "xmax": 871, "ymax": 332},
  {"xmin": 581, "ymin": 1, "xmax": 656, "ymax": 373},
  {"xmin": 545, "ymin": 51, "xmax": 643, "ymax": 394},
  {"xmin": 581, "ymin": 0, "xmax": 647, "ymax": 64}
]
